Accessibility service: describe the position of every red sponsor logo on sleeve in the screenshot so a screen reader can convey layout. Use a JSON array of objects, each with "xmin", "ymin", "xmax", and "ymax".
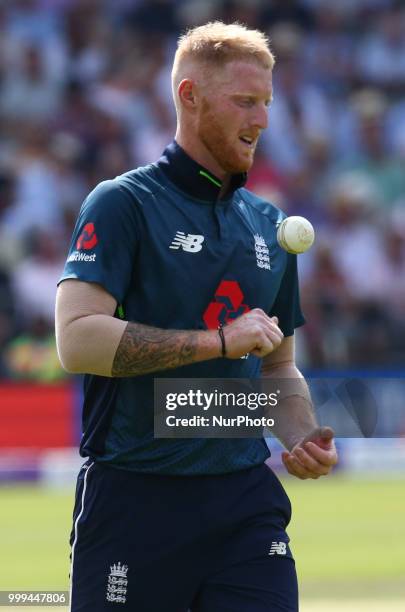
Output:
[{"xmin": 77, "ymin": 222, "xmax": 98, "ymax": 250}]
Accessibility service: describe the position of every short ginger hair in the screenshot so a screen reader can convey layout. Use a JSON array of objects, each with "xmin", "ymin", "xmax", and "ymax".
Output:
[{"xmin": 172, "ymin": 21, "xmax": 275, "ymax": 110}]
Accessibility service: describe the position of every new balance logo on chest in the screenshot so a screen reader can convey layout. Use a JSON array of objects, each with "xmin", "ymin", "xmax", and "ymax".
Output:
[{"xmin": 169, "ymin": 232, "xmax": 205, "ymax": 253}]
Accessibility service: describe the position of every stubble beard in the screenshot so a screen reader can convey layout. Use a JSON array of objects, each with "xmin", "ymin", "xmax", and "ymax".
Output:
[{"xmin": 198, "ymin": 99, "xmax": 254, "ymax": 175}]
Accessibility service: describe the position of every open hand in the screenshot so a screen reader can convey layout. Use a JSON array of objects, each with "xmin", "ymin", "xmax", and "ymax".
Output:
[{"xmin": 282, "ymin": 426, "xmax": 338, "ymax": 480}]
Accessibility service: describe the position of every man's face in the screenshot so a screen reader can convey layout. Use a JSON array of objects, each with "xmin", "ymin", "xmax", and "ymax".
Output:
[{"xmin": 196, "ymin": 60, "xmax": 272, "ymax": 174}]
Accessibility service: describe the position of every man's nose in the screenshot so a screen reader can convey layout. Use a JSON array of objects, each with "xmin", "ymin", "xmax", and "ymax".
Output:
[{"xmin": 252, "ymin": 104, "xmax": 268, "ymax": 130}]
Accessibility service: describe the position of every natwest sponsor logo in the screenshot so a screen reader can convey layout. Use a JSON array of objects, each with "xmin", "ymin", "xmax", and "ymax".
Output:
[
  {"xmin": 203, "ymin": 280, "xmax": 250, "ymax": 329},
  {"xmin": 77, "ymin": 222, "xmax": 98, "ymax": 250},
  {"xmin": 67, "ymin": 251, "xmax": 97, "ymax": 263}
]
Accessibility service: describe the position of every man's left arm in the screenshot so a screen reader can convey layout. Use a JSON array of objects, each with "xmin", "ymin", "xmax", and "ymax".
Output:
[{"xmin": 261, "ymin": 335, "xmax": 338, "ymax": 479}]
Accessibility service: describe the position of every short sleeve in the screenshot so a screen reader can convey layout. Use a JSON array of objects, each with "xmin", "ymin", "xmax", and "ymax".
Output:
[
  {"xmin": 59, "ymin": 180, "xmax": 139, "ymax": 303},
  {"xmin": 269, "ymin": 253, "xmax": 305, "ymax": 337}
]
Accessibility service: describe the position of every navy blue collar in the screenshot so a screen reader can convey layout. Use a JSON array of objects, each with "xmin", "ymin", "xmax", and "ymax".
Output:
[{"xmin": 156, "ymin": 140, "xmax": 247, "ymax": 202}]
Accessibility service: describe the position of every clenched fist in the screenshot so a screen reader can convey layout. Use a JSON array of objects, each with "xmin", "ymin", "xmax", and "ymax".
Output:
[{"xmin": 223, "ymin": 309, "xmax": 284, "ymax": 359}]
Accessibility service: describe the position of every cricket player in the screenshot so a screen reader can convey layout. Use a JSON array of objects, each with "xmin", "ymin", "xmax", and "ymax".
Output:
[{"xmin": 56, "ymin": 21, "xmax": 338, "ymax": 612}]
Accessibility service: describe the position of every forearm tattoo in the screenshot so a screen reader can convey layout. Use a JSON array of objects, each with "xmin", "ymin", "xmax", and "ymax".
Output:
[{"xmin": 111, "ymin": 322, "xmax": 199, "ymax": 377}]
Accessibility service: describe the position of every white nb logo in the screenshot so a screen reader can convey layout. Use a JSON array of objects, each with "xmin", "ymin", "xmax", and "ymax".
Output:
[
  {"xmin": 169, "ymin": 232, "xmax": 205, "ymax": 253},
  {"xmin": 269, "ymin": 542, "xmax": 287, "ymax": 556}
]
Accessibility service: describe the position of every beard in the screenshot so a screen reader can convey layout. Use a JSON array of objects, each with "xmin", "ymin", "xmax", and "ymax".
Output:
[{"xmin": 197, "ymin": 98, "xmax": 255, "ymax": 174}]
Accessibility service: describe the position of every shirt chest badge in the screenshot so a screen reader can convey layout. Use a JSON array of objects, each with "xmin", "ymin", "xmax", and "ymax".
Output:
[
  {"xmin": 254, "ymin": 234, "xmax": 271, "ymax": 270},
  {"xmin": 169, "ymin": 231, "xmax": 205, "ymax": 253}
]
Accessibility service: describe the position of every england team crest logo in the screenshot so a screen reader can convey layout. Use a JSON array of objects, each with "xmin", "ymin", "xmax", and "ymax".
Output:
[
  {"xmin": 106, "ymin": 562, "xmax": 129, "ymax": 604},
  {"xmin": 254, "ymin": 234, "xmax": 271, "ymax": 270}
]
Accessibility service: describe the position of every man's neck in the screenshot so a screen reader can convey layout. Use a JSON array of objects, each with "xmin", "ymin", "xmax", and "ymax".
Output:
[
  {"xmin": 175, "ymin": 130, "xmax": 230, "ymax": 186},
  {"xmin": 157, "ymin": 140, "xmax": 247, "ymax": 202},
  {"xmin": 219, "ymin": 176, "xmax": 231, "ymax": 198}
]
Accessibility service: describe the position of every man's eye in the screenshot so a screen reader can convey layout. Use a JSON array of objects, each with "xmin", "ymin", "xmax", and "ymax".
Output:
[{"xmin": 239, "ymin": 99, "xmax": 254, "ymax": 107}]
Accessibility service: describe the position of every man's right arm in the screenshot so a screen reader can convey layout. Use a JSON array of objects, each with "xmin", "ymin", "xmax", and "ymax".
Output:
[{"xmin": 55, "ymin": 280, "xmax": 283, "ymax": 377}]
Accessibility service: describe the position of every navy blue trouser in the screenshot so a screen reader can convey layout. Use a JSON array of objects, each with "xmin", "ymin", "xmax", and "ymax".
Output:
[{"xmin": 69, "ymin": 461, "xmax": 298, "ymax": 611}]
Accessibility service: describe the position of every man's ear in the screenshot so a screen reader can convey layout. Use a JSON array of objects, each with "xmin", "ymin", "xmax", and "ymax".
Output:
[{"xmin": 178, "ymin": 79, "xmax": 197, "ymax": 111}]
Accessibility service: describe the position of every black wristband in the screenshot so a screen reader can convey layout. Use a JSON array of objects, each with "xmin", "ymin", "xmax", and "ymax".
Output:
[{"xmin": 218, "ymin": 324, "xmax": 226, "ymax": 358}]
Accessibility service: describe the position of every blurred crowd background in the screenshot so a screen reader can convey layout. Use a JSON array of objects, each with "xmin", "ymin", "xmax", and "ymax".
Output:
[{"xmin": 1, "ymin": 0, "xmax": 405, "ymax": 381}]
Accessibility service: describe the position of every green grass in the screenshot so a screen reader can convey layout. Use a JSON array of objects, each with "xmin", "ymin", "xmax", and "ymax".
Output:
[
  {"xmin": 282, "ymin": 475, "xmax": 405, "ymax": 600},
  {"xmin": 0, "ymin": 487, "xmax": 73, "ymax": 590},
  {"xmin": 0, "ymin": 475, "xmax": 404, "ymax": 603}
]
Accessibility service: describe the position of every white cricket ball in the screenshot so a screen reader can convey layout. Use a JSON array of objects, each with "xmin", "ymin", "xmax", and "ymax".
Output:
[{"xmin": 277, "ymin": 216, "xmax": 315, "ymax": 254}]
